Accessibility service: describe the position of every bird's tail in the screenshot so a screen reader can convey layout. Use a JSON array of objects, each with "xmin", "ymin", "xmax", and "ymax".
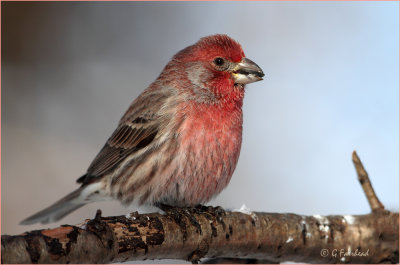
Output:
[{"xmin": 20, "ymin": 187, "xmax": 86, "ymax": 225}]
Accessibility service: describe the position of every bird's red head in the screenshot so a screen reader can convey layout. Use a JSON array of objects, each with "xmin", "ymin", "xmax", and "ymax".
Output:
[
  {"xmin": 159, "ymin": 34, "xmax": 264, "ymax": 108},
  {"xmin": 187, "ymin": 34, "xmax": 245, "ymax": 64}
]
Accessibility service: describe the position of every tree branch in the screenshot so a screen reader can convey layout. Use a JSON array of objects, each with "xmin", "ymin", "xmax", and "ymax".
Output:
[
  {"xmin": 2, "ymin": 151, "xmax": 398, "ymax": 264},
  {"xmin": 352, "ymin": 151, "xmax": 385, "ymax": 212},
  {"xmin": 2, "ymin": 209, "xmax": 398, "ymax": 263}
]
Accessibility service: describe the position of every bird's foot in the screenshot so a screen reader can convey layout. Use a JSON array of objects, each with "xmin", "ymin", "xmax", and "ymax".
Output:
[
  {"xmin": 157, "ymin": 203, "xmax": 225, "ymax": 217},
  {"xmin": 157, "ymin": 203, "xmax": 175, "ymax": 213},
  {"xmin": 194, "ymin": 204, "xmax": 226, "ymax": 223},
  {"xmin": 156, "ymin": 203, "xmax": 203, "ymax": 238}
]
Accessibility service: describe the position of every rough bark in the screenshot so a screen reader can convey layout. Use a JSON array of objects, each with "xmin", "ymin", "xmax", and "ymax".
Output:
[
  {"xmin": 2, "ymin": 209, "xmax": 398, "ymax": 264},
  {"xmin": 2, "ymin": 151, "xmax": 398, "ymax": 264}
]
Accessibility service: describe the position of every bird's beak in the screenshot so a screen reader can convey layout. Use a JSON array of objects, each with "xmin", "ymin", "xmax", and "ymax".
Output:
[{"xmin": 232, "ymin": 58, "xmax": 264, "ymax": 85}]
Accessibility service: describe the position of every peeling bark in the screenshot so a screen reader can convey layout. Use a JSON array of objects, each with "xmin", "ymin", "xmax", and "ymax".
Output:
[{"xmin": 2, "ymin": 208, "xmax": 398, "ymax": 264}]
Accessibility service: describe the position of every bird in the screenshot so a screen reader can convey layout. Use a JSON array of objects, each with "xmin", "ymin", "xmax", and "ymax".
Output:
[{"xmin": 21, "ymin": 34, "xmax": 264, "ymax": 225}]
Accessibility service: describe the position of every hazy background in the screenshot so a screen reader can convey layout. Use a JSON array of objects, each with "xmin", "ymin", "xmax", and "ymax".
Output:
[{"xmin": 2, "ymin": 0, "xmax": 398, "ymax": 249}]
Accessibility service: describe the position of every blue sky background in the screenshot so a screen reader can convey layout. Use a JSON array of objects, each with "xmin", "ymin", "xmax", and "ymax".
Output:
[{"xmin": 2, "ymin": 1, "xmax": 398, "ymax": 244}]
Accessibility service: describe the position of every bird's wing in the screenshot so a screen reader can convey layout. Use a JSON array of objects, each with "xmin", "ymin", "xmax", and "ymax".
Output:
[
  {"xmin": 76, "ymin": 84, "xmax": 178, "ymax": 185},
  {"xmin": 77, "ymin": 117, "xmax": 159, "ymax": 185}
]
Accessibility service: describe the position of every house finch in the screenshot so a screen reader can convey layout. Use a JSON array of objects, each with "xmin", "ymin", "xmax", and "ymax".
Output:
[{"xmin": 21, "ymin": 34, "xmax": 264, "ymax": 225}]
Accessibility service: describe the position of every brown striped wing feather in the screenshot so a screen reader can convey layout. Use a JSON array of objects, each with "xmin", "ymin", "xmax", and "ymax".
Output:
[{"xmin": 77, "ymin": 119, "xmax": 158, "ymax": 185}]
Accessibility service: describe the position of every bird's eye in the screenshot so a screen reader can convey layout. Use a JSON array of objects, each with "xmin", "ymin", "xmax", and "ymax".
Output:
[{"xmin": 214, "ymin": 57, "xmax": 225, "ymax": 66}]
